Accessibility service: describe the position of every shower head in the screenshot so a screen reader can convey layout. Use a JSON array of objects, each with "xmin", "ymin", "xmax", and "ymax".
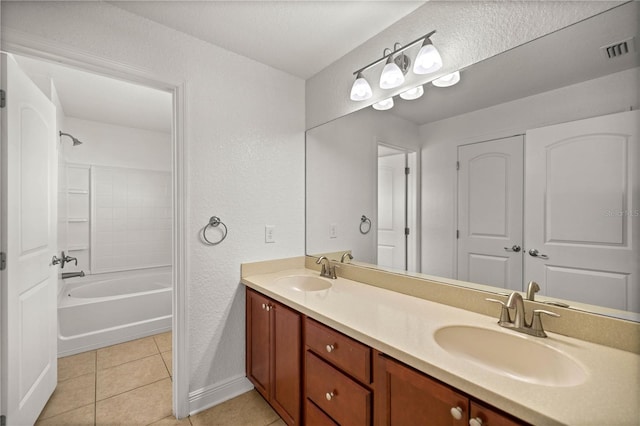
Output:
[{"xmin": 59, "ymin": 131, "xmax": 83, "ymax": 146}]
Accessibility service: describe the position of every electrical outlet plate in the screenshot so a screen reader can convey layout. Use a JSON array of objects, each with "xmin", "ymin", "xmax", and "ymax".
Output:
[{"xmin": 330, "ymin": 223, "xmax": 337, "ymax": 239}]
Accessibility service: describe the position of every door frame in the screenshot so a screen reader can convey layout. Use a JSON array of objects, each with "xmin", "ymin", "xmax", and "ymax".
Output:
[{"xmin": 0, "ymin": 31, "xmax": 190, "ymax": 418}]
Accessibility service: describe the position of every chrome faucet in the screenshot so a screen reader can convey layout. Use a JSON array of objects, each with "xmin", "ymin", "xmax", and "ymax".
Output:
[
  {"xmin": 487, "ymin": 291, "xmax": 560, "ymax": 338},
  {"xmin": 340, "ymin": 252, "xmax": 353, "ymax": 263},
  {"xmin": 526, "ymin": 281, "xmax": 540, "ymax": 301},
  {"xmin": 316, "ymin": 256, "xmax": 337, "ymax": 279},
  {"xmin": 62, "ymin": 271, "xmax": 85, "ymax": 279},
  {"xmin": 506, "ymin": 292, "xmax": 528, "ymax": 329}
]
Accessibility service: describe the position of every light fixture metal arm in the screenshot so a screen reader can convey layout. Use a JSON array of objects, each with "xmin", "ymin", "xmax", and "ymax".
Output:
[{"xmin": 352, "ymin": 30, "xmax": 436, "ymax": 75}]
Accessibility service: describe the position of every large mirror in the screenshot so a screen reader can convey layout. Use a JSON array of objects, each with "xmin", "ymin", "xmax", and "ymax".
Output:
[{"xmin": 306, "ymin": 2, "xmax": 640, "ymax": 321}]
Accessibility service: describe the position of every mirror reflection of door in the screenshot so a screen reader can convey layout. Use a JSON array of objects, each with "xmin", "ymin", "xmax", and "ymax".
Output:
[
  {"xmin": 377, "ymin": 144, "xmax": 418, "ymax": 272},
  {"xmin": 525, "ymin": 110, "xmax": 639, "ymax": 312},
  {"xmin": 457, "ymin": 136, "xmax": 524, "ymax": 290}
]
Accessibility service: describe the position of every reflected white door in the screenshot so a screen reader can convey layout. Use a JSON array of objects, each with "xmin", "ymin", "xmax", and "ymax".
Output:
[
  {"xmin": 378, "ymin": 152, "xmax": 406, "ymax": 270},
  {"xmin": 457, "ymin": 136, "xmax": 524, "ymax": 290},
  {"xmin": 1, "ymin": 53, "xmax": 58, "ymax": 425},
  {"xmin": 525, "ymin": 110, "xmax": 639, "ymax": 312}
]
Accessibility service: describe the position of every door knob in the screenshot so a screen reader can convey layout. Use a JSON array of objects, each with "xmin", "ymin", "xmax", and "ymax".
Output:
[
  {"xmin": 528, "ymin": 249, "xmax": 549, "ymax": 259},
  {"xmin": 503, "ymin": 245, "xmax": 521, "ymax": 252}
]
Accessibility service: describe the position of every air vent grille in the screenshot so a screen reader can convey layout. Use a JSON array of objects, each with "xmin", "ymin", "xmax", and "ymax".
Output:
[{"xmin": 601, "ymin": 37, "xmax": 635, "ymax": 59}]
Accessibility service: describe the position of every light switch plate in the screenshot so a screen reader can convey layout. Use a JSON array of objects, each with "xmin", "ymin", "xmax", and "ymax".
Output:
[{"xmin": 265, "ymin": 225, "xmax": 275, "ymax": 243}]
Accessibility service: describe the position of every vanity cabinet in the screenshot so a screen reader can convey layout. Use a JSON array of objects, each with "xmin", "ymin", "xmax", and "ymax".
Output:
[
  {"xmin": 246, "ymin": 288, "xmax": 302, "ymax": 425},
  {"xmin": 304, "ymin": 318, "xmax": 373, "ymax": 426},
  {"xmin": 375, "ymin": 354, "xmax": 525, "ymax": 426},
  {"xmin": 246, "ymin": 287, "xmax": 526, "ymax": 426}
]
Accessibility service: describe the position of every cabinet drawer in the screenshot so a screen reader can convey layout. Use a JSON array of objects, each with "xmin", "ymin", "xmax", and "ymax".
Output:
[
  {"xmin": 305, "ymin": 399, "xmax": 338, "ymax": 426},
  {"xmin": 306, "ymin": 351, "xmax": 371, "ymax": 426},
  {"xmin": 305, "ymin": 318, "xmax": 371, "ymax": 383}
]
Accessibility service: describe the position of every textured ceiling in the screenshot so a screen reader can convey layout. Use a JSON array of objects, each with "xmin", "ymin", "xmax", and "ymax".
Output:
[{"xmin": 108, "ymin": 1, "xmax": 425, "ymax": 79}]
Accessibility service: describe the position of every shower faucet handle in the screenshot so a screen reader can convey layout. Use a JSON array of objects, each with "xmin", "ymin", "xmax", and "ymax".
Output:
[{"xmin": 60, "ymin": 251, "xmax": 78, "ymax": 268}]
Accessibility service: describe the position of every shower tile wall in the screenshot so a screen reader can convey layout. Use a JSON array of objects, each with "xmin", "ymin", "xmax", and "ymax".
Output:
[{"xmin": 92, "ymin": 166, "xmax": 171, "ymax": 273}]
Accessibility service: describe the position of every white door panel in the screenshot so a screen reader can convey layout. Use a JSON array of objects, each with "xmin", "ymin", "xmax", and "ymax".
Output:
[
  {"xmin": 1, "ymin": 53, "xmax": 58, "ymax": 425},
  {"xmin": 458, "ymin": 136, "xmax": 524, "ymax": 290},
  {"xmin": 525, "ymin": 110, "xmax": 639, "ymax": 312},
  {"xmin": 378, "ymin": 152, "xmax": 406, "ymax": 270}
]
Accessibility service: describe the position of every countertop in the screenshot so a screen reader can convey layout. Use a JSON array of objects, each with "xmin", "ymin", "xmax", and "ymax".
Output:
[{"xmin": 242, "ymin": 268, "xmax": 640, "ymax": 425}]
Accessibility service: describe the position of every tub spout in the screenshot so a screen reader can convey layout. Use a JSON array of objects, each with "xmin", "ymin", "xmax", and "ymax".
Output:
[{"xmin": 62, "ymin": 271, "xmax": 85, "ymax": 279}]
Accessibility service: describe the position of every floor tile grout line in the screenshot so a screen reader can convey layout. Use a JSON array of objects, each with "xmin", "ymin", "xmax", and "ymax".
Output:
[
  {"xmin": 36, "ymin": 401, "xmax": 95, "ymax": 423},
  {"xmin": 95, "ymin": 376, "xmax": 171, "ymax": 404},
  {"xmin": 97, "ymin": 351, "xmax": 166, "ymax": 373}
]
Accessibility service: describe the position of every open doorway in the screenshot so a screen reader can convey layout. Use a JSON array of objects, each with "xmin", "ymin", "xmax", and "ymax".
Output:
[
  {"xmin": 377, "ymin": 144, "xmax": 418, "ymax": 272},
  {"xmin": 1, "ymin": 51, "xmax": 182, "ymax": 424}
]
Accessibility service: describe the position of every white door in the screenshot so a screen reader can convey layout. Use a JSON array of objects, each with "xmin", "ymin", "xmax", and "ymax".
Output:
[
  {"xmin": 525, "ymin": 110, "xmax": 639, "ymax": 312},
  {"xmin": 378, "ymin": 151, "xmax": 406, "ymax": 270},
  {"xmin": 457, "ymin": 136, "xmax": 524, "ymax": 290},
  {"xmin": 1, "ymin": 53, "xmax": 58, "ymax": 425}
]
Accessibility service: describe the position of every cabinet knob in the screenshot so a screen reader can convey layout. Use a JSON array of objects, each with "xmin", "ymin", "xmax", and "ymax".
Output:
[
  {"xmin": 261, "ymin": 303, "xmax": 266, "ymax": 310},
  {"xmin": 469, "ymin": 418, "xmax": 483, "ymax": 426},
  {"xmin": 325, "ymin": 344, "xmax": 335, "ymax": 353},
  {"xmin": 450, "ymin": 406, "xmax": 463, "ymax": 420},
  {"xmin": 325, "ymin": 391, "xmax": 336, "ymax": 401},
  {"xmin": 266, "ymin": 304, "xmax": 272, "ymax": 311}
]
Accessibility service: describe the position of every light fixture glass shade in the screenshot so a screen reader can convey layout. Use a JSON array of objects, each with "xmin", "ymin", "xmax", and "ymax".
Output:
[
  {"xmin": 399, "ymin": 85, "xmax": 424, "ymax": 100},
  {"xmin": 413, "ymin": 40, "xmax": 443, "ymax": 75},
  {"xmin": 372, "ymin": 97, "xmax": 394, "ymax": 110},
  {"xmin": 432, "ymin": 71, "xmax": 461, "ymax": 87},
  {"xmin": 379, "ymin": 59, "xmax": 405, "ymax": 89},
  {"xmin": 350, "ymin": 72, "xmax": 373, "ymax": 101}
]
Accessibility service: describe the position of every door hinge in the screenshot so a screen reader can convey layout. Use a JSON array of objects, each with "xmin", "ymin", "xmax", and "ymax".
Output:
[
  {"xmin": 456, "ymin": 161, "xmax": 460, "ymax": 171},
  {"xmin": 0, "ymin": 252, "xmax": 6, "ymax": 271},
  {"xmin": 1, "ymin": 414, "xmax": 6, "ymax": 426},
  {"xmin": 0, "ymin": 90, "xmax": 6, "ymax": 108},
  {"xmin": 405, "ymin": 167, "xmax": 410, "ymax": 175},
  {"xmin": 456, "ymin": 230, "xmax": 460, "ymax": 239},
  {"xmin": 405, "ymin": 227, "xmax": 410, "ymax": 236}
]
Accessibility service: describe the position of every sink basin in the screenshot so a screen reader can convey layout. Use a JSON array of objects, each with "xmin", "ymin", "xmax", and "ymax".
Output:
[
  {"xmin": 275, "ymin": 275, "xmax": 332, "ymax": 292},
  {"xmin": 434, "ymin": 326, "xmax": 587, "ymax": 387}
]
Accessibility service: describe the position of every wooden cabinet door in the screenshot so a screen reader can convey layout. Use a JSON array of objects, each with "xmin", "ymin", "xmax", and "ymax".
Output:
[
  {"xmin": 376, "ymin": 354, "xmax": 468, "ymax": 426},
  {"xmin": 470, "ymin": 402, "xmax": 525, "ymax": 426},
  {"xmin": 271, "ymin": 300, "xmax": 302, "ymax": 425},
  {"xmin": 246, "ymin": 289, "xmax": 271, "ymax": 399}
]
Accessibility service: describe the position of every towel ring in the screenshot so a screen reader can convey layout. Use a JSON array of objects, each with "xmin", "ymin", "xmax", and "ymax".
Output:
[
  {"xmin": 202, "ymin": 216, "xmax": 228, "ymax": 245},
  {"xmin": 360, "ymin": 215, "xmax": 372, "ymax": 234}
]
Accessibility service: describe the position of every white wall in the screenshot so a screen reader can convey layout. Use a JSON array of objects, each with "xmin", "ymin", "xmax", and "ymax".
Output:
[
  {"xmin": 63, "ymin": 117, "xmax": 171, "ymax": 171},
  {"xmin": 305, "ymin": 1, "xmax": 622, "ymax": 129},
  {"xmin": 1, "ymin": 0, "xmax": 305, "ymax": 410},
  {"xmin": 306, "ymin": 108, "xmax": 419, "ymax": 264},
  {"xmin": 420, "ymin": 67, "xmax": 640, "ymax": 279}
]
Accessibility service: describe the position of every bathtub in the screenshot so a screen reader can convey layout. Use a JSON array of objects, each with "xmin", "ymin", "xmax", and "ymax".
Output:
[{"xmin": 58, "ymin": 267, "xmax": 172, "ymax": 357}]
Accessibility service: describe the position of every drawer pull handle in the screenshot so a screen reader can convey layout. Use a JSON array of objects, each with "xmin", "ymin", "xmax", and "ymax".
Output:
[
  {"xmin": 450, "ymin": 406, "xmax": 463, "ymax": 420},
  {"xmin": 325, "ymin": 391, "xmax": 336, "ymax": 401},
  {"xmin": 325, "ymin": 344, "xmax": 335, "ymax": 353},
  {"xmin": 469, "ymin": 418, "xmax": 483, "ymax": 426}
]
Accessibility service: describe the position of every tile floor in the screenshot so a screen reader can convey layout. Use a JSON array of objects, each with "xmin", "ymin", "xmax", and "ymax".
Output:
[{"xmin": 37, "ymin": 332, "xmax": 284, "ymax": 426}]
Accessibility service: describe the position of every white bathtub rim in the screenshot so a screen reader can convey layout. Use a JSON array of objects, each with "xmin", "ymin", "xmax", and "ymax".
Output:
[
  {"xmin": 59, "ymin": 286, "xmax": 170, "ymax": 307},
  {"xmin": 58, "ymin": 314, "xmax": 172, "ymax": 340}
]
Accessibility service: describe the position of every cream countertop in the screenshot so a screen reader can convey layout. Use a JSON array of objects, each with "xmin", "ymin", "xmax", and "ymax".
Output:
[{"xmin": 242, "ymin": 268, "xmax": 640, "ymax": 426}]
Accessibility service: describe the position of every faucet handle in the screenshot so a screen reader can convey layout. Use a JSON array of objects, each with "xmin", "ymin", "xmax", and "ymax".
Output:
[
  {"xmin": 530, "ymin": 309, "xmax": 560, "ymax": 337},
  {"xmin": 486, "ymin": 298, "xmax": 512, "ymax": 325}
]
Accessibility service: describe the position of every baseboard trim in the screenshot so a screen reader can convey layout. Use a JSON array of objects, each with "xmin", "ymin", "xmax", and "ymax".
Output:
[{"xmin": 188, "ymin": 375, "xmax": 254, "ymax": 416}]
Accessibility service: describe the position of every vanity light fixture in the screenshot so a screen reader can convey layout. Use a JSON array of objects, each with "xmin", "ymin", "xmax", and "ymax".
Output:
[
  {"xmin": 350, "ymin": 71, "xmax": 373, "ymax": 101},
  {"xmin": 413, "ymin": 37, "xmax": 443, "ymax": 75},
  {"xmin": 350, "ymin": 30, "xmax": 439, "ymax": 101},
  {"xmin": 432, "ymin": 70, "xmax": 461, "ymax": 87},
  {"xmin": 399, "ymin": 85, "xmax": 424, "ymax": 100},
  {"xmin": 379, "ymin": 49, "xmax": 406, "ymax": 89},
  {"xmin": 372, "ymin": 97, "xmax": 394, "ymax": 110}
]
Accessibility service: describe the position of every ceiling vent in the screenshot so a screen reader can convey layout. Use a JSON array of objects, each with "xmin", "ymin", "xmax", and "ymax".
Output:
[{"xmin": 601, "ymin": 37, "xmax": 635, "ymax": 59}]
